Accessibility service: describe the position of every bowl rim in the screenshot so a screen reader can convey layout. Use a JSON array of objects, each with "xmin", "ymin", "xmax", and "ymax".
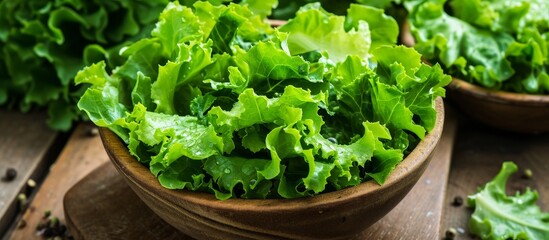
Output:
[
  {"xmin": 448, "ymin": 78, "xmax": 549, "ymax": 106},
  {"xmin": 100, "ymin": 97, "xmax": 444, "ymax": 211}
]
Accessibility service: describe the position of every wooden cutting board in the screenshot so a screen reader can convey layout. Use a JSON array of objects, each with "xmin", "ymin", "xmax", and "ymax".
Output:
[
  {"xmin": 63, "ymin": 109, "xmax": 459, "ymax": 239},
  {"xmin": 63, "ymin": 162, "xmax": 187, "ymax": 240}
]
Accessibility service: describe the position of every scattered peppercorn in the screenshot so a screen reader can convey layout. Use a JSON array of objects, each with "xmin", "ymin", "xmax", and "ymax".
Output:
[
  {"xmin": 522, "ymin": 169, "xmax": 533, "ymax": 179},
  {"xmin": 1, "ymin": 168, "xmax": 17, "ymax": 182},
  {"xmin": 36, "ymin": 212, "xmax": 73, "ymax": 239},
  {"xmin": 36, "ymin": 222, "xmax": 47, "ymax": 231},
  {"xmin": 86, "ymin": 126, "xmax": 99, "ymax": 137},
  {"xmin": 17, "ymin": 193, "xmax": 26, "ymax": 202},
  {"xmin": 50, "ymin": 217, "xmax": 60, "ymax": 229},
  {"xmin": 445, "ymin": 227, "xmax": 458, "ymax": 239},
  {"xmin": 17, "ymin": 193, "xmax": 29, "ymax": 211},
  {"xmin": 452, "ymin": 196, "xmax": 464, "ymax": 207},
  {"xmin": 17, "ymin": 220, "xmax": 26, "ymax": 229},
  {"xmin": 44, "ymin": 210, "xmax": 51, "ymax": 219},
  {"xmin": 42, "ymin": 228, "xmax": 54, "ymax": 238},
  {"xmin": 27, "ymin": 179, "xmax": 36, "ymax": 188}
]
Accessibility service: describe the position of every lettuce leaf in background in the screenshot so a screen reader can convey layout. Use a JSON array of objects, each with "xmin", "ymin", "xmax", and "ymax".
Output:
[
  {"xmin": 355, "ymin": 0, "xmax": 402, "ymax": 9},
  {"xmin": 0, "ymin": 0, "xmax": 410, "ymax": 132},
  {"xmin": 0, "ymin": 0, "xmax": 276, "ymax": 131},
  {"xmin": 405, "ymin": 0, "xmax": 549, "ymax": 94},
  {"xmin": 0, "ymin": 0, "xmax": 172, "ymax": 130},
  {"xmin": 279, "ymin": 3, "xmax": 371, "ymax": 63},
  {"xmin": 77, "ymin": 2, "xmax": 450, "ymax": 199},
  {"xmin": 468, "ymin": 162, "xmax": 549, "ymax": 240},
  {"xmin": 270, "ymin": 0, "xmax": 352, "ymax": 20},
  {"xmin": 345, "ymin": 4, "xmax": 399, "ymax": 49}
]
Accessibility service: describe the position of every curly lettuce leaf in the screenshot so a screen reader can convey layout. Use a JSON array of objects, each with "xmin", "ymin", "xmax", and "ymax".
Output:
[
  {"xmin": 355, "ymin": 0, "xmax": 402, "ymax": 9},
  {"xmin": 270, "ymin": 0, "xmax": 350, "ymax": 20},
  {"xmin": 232, "ymin": 41, "xmax": 310, "ymax": 93},
  {"xmin": 0, "ymin": 0, "xmax": 171, "ymax": 130},
  {"xmin": 468, "ymin": 162, "xmax": 549, "ymax": 240},
  {"xmin": 77, "ymin": 2, "xmax": 449, "ymax": 199},
  {"xmin": 239, "ymin": 0, "xmax": 278, "ymax": 18},
  {"xmin": 152, "ymin": 2, "xmax": 203, "ymax": 57},
  {"xmin": 407, "ymin": 0, "xmax": 549, "ymax": 94},
  {"xmin": 450, "ymin": 0, "xmax": 549, "ymax": 34},
  {"xmin": 346, "ymin": 4, "xmax": 399, "ymax": 49},
  {"xmin": 75, "ymin": 61, "xmax": 129, "ymax": 140},
  {"xmin": 278, "ymin": 3, "xmax": 371, "ymax": 63},
  {"xmin": 373, "ymin": 45, "xmax": 450, "ymax": 131}
]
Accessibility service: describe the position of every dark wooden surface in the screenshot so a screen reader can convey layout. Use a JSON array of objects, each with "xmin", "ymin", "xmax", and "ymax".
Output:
[
  {"xmin": 8, "ymin": 123, "xmax": 109, "ymax": 240},
  {"xmin": 0, "ymin": 110, "xmax": 59, "ymax": 236},
  {"xmin": 441, "ymin": 119, "xmax": 549, "ymax": 239}
]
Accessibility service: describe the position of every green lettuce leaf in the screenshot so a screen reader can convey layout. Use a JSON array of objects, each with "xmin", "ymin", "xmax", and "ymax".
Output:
[
  {"xmin": 240, "ymin": 0, "xmax": 278, "ymax": 17},
  {"xmin": 346, "ymin": 4, "xmax": 399, "ymax": 49},
  {"xmin": 77, "ymin": 2, "xmax": 449, "ymax": 199},
  {"xmin": 468, "ymin": 162, "xmax": 549, "ymax": 240},
  {"xmin": 278, "ymin": 3, "xmax": 371, "ymax": 63},
  {"xmin": 0, "ymin": 0, "xmax": 171, "ymax": 130},
  {"xmin": 407, "ymin": 0, "xmax": 549, "ymax": 94}
]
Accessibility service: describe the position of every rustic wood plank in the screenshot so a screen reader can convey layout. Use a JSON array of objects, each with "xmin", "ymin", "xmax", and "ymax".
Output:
[
  {"xmin": 0, "ymin": 110, "xmax": 59, "ymax": 236},
  {"xmin": 64, "ymin": 163, "xmax": 187, "ymax": 240},
  {"xmin": 8, "ymin": 122, "xmax": 109, "ymax": 240},
  {"xmin": 357, "ymin": 106, "xmax": 458, "ymax": 239},
  {"xmin": 441, "ymin": 120, "xmax": 549, "ymax": 239}
]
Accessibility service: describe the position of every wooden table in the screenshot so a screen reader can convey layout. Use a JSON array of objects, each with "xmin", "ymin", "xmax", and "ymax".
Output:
[{"xmin": 1, "ymin": 104, "xmax": 548, "ymax": 240}]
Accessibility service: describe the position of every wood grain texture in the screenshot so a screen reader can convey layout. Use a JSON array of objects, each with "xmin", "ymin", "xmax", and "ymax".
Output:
[
  {"xmin": 64, "ymin": 163, "xmax": 188, "ymax": 240},
  {"xmin": 0, "ymin": 110, "xmax": 59, "ymax": 236},
  {"xmin": 8, "ymin": 123, "xmax": 109, "ymax": 240},
  {"xmin": 358, "ymin": 106, "xmax": 458, "ymax": 240},
  {"xmin": 441, "ymin": 119, "xmax": 549, "ymax": 239}
]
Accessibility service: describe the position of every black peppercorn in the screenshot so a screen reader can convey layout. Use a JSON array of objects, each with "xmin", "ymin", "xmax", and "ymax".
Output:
[
  {"xmin": 445, "ymin": 227, "xmax": 457, "ymax": 239},
  {"xmin": 86, "ymin": 126, "xmax": 99, "ymax": 137},
  {"xmin": 452, "ymin": 196, "xmax": 463, "ymax": 207},
  {"xmin": 2, "ymin": 168, "xmax": 17, "ymax": 182},
  {"xmin": 522, "ymin": 169, "xmax": 533, "ymax": 179}
]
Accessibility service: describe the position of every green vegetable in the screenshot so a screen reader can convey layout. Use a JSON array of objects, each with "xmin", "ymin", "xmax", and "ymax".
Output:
[
  {"xmin": 269, "ymin": 0, "xmax": 404, "ymax": 20},
  {"xmin": 405, "ymin": 0, "xmax": 549, "ymax": 94},
  {"xmin": 0, "ymin": 0, "xmax": 173, "ymax": 130},
  {"xmin": 468, "ymin": 162, "xmax": 549, "ymax": 240},
  {"xmin": 271, "ymin": 0, "xmax": 352, "ymax": 19},
  {"xmin": 77, "ymin": 2, "xmax": 450, "ymax": 199}
]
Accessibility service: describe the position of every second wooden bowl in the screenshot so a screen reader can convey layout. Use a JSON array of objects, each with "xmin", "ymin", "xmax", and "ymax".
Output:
[
  {"xmin": 447, "ymin": 78, "xmax": 549, "ymax": 133},
  {"xmin": 401, "ymin": 22, "xmax": 549, "ymax": 133}
]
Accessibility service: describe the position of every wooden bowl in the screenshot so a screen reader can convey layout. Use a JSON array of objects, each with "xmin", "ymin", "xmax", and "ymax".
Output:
[
  {"xmin": 400, "ymin": 23, "xmax": 549, "ymax": 133},
  {"xmin": 447, "ymin": 78, "xmax": 549, "ymax": 133},
  {"xmin": 99, "ymin": 98, "xmax": 444, "ymax": 240}
]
